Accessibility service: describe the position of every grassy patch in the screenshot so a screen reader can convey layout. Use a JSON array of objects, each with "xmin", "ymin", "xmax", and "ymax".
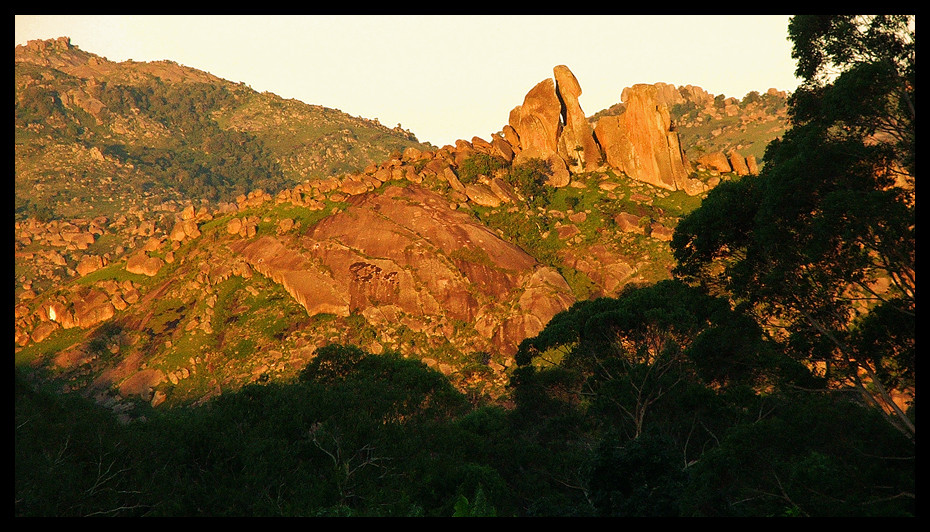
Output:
[
  {"xmin": 559, "ymin": 267, "xmax": 600, "ymax": 301},
  {"xmin": 228, "ymin": 338, "xmax": 257, "ymax": 360},
  {"xmin": 14, "ymin": 326, "xmax": 88, "ymax": 368},
  {"xmin": 342, "ymin": 313, "xmax": 379, "ymax": 348},
  {"xmin": 652, "ymin": 188, "xmax": 705, "ymax": 217},
  {"xmin": 531, "ymin": 343, "xmax": 575, "ymax": 369},
  {"xmin": 75, "ymin": 260, "xmax": 148, "ymax": 286}
]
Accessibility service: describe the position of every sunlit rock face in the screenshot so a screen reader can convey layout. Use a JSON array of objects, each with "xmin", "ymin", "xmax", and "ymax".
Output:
[
  {"xmin": 506, "ymin": 67, "xmax": 695, "ymax": 193},
  {"xmin": 509, "ymin": 77, "xmax": 563, "ymax": 167},
  {"xmin": 594, "ymin": 83, "xmax": 692, "ymax": 191},
  {"xmin": 507, "ymin": 65, "xmax": 601, "ymax": 174},
  {"xmin": 553, "ymin": 65, "xmax": 601, "ymax": 173},
  {"xmin": 232, "ymin": 184, "xmax": 575, "ymax": 355}
]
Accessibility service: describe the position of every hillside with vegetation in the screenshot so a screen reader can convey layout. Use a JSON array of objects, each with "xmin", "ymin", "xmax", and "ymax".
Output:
[
  {"xmin": 15, "ymin": 37, "xmax": 426, "ymax": 223},
  {"xmin": 588, "ymin": 82, "xmax": 789, "ymax": 165},
  {"xmin": 16, "ymin": 40, "xmax": 732, "ymax": 404},
  {"xmin": 15, "ymin": 16, "xmax": 914, "ymax": 517}
]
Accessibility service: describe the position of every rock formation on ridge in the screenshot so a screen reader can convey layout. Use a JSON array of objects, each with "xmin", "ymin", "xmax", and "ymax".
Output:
[
  {"xmin": 553, "ymin": 65, "xmax": 602, "ymax": 173},
  {"xmin": 594, "ymin": 83, "xmax": 694, "ymax": 191},
  {"xmin": 508, "ymin": 78, "xmax": 563, "ymax": 167},
  {"xmin": 504, "ymin": 66, "xmax": 700, "ymax": 194}
]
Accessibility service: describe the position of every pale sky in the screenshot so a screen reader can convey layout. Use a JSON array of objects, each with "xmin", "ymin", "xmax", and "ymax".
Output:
[{"xmin": 15, "ymin": 15, "xmax": 802, "ymax": 147}]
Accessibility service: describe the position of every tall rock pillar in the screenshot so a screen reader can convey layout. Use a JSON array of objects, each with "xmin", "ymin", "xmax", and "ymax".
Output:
[
  {"xmin": 553, "ymin": 65, "xmax": 601, "ymax": 173},
  {"xmin": 509, "ymin": 78, "xmax": 562, "ymax": 167}
]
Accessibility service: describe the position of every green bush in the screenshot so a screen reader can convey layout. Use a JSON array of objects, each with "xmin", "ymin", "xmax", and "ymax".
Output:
[
  {"xmin": 507, "ymin": 158, "xmax": 552, "ymax": 207},
  {"xmin": 457, "ymin": 153, "xmax": 508, "ymax": 185}
]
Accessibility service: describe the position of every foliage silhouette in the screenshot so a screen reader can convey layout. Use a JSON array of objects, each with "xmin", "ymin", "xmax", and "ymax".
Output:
[{"xmin": 671, "ymin": 15, "xmax": 915, "ymax": 440}]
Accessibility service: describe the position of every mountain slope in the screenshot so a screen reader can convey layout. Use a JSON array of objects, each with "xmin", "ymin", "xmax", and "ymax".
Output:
[
  {"xmin": 15, "ymin": 37, "xmax": 428, "ymax": 222},
  {"xmin": 14, "ymin": 40, "xmax": 790, "ymax": 412}
]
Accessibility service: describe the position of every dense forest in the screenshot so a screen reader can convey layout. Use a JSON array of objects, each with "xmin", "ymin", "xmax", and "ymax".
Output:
[
  {"xmin": 14, "ymin": 331, "xmax": 914, "ymax": 516},
  {"xmin": 14, "ymin": 16, "xmax": 914, "ymax": 517}
]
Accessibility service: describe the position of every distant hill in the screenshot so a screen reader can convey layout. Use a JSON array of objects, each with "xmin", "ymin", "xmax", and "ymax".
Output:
[{"xmin": 15, "ymin": 37, "xmax": 430, "ymax": 222}]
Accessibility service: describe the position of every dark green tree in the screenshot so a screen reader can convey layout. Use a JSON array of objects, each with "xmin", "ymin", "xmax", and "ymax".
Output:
[
  {"xmin": 14, "ymin": 370, "xmax": 148, "ymax": 516},
  {"xmin": 586, "ymin": 432, "xmax": 686, "ymax": 517},
  {"xmin": 680, "ymin": 393, "xmax": 915, "ymax": 516},
  {"xmin": 457, "ymin": 153, "xmax": 509, "ymax": 185},
  {"xmin": 513, "ymin": 280, "xmax": 807, "ymax": 515},
  {"xmin": 671, "ymin": 15, "xmax": 914, "ymax": 441},
  {"xmin": 507, "ymin": 157, "xmax": 553, "ymax": 207}
]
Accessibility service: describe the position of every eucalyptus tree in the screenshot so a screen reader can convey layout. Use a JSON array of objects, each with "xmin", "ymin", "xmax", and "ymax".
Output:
[{"xmin": 672, "ymin": 15, "xmax": 915, "ymax": 440}]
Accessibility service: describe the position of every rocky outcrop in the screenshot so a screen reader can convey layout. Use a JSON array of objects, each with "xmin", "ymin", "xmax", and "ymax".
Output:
[
  {"xmin": 231, "ymin": 184, "xmax": 574, "ymax": 355},
  {"xmin": 729, "ymin": 150, "xmax": 751, "ymax": 176},
  {"xmin": 504, "ymin": 68, "xmax": 702, "ymax": 193},
  {"xmin": 231, "ymin": 236, "xmax": 351, "ymax": 317},
  {"xmin": 594, "ymin": 84, "xmax": 692, "ymax": 191},
  {"xmin": 507, "ymin": 66, "xmax": 602, "ymax": 175},
  {"xmin": 37, "ymin": 287, "xmax": 115, "ymax": 333},
  {"xmin": 169, "ymin": 219, "xmax": 201, "ymax": 241},
  {"xmin": 746, "ymin": 155, "xmax": 759, "ymax": 175},
  {"xmin": 118, "ymin": 369, "xmax": 165, "ymax": 400},
  {"xmin": 125, "ymin": 251, "xmax": 164, "ymax": 277},
  {"xmin": 553, "ymin": 65, "xmax": 601, "ymax": 173},
  {"xmin": 649, "ymin": 222, "xmax": 675, "ymax": 241},
  {"xmin": 614, "ymin": 212, "xmax": 647, "ymax": 234},
  {"xmin": 15, "ymin": 43, "xmax": 793, "ymax": 408},
  {"xmin": 561, "ymin": 243, "xmax": 637, "ymax": 297},
  {"xmin": 465, "ymin": 183, "xmax": 502, "ymax": 207},
  {"xmin": 694, "ymin": 149, "xmax": 759, "ymax": 176},
  {"xmin": 509, "ymin": 77, "xmax": 563, "ymax": 167},
  {"xmin": 71, "ymin": 288, "xmax": 115, "ymax": 328},
  {"xmin": 696, "ymin": 151, "xmax": 734, "ymax": 173},
  {"xmin": 76, "ymin": 254, "xmax": 104, "ymax": 277}
]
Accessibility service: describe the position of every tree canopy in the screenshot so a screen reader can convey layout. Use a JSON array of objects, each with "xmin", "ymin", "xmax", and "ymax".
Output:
[{"xmin": 672, "ymin": 15, "xmax": 914, "ymax": 440}]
